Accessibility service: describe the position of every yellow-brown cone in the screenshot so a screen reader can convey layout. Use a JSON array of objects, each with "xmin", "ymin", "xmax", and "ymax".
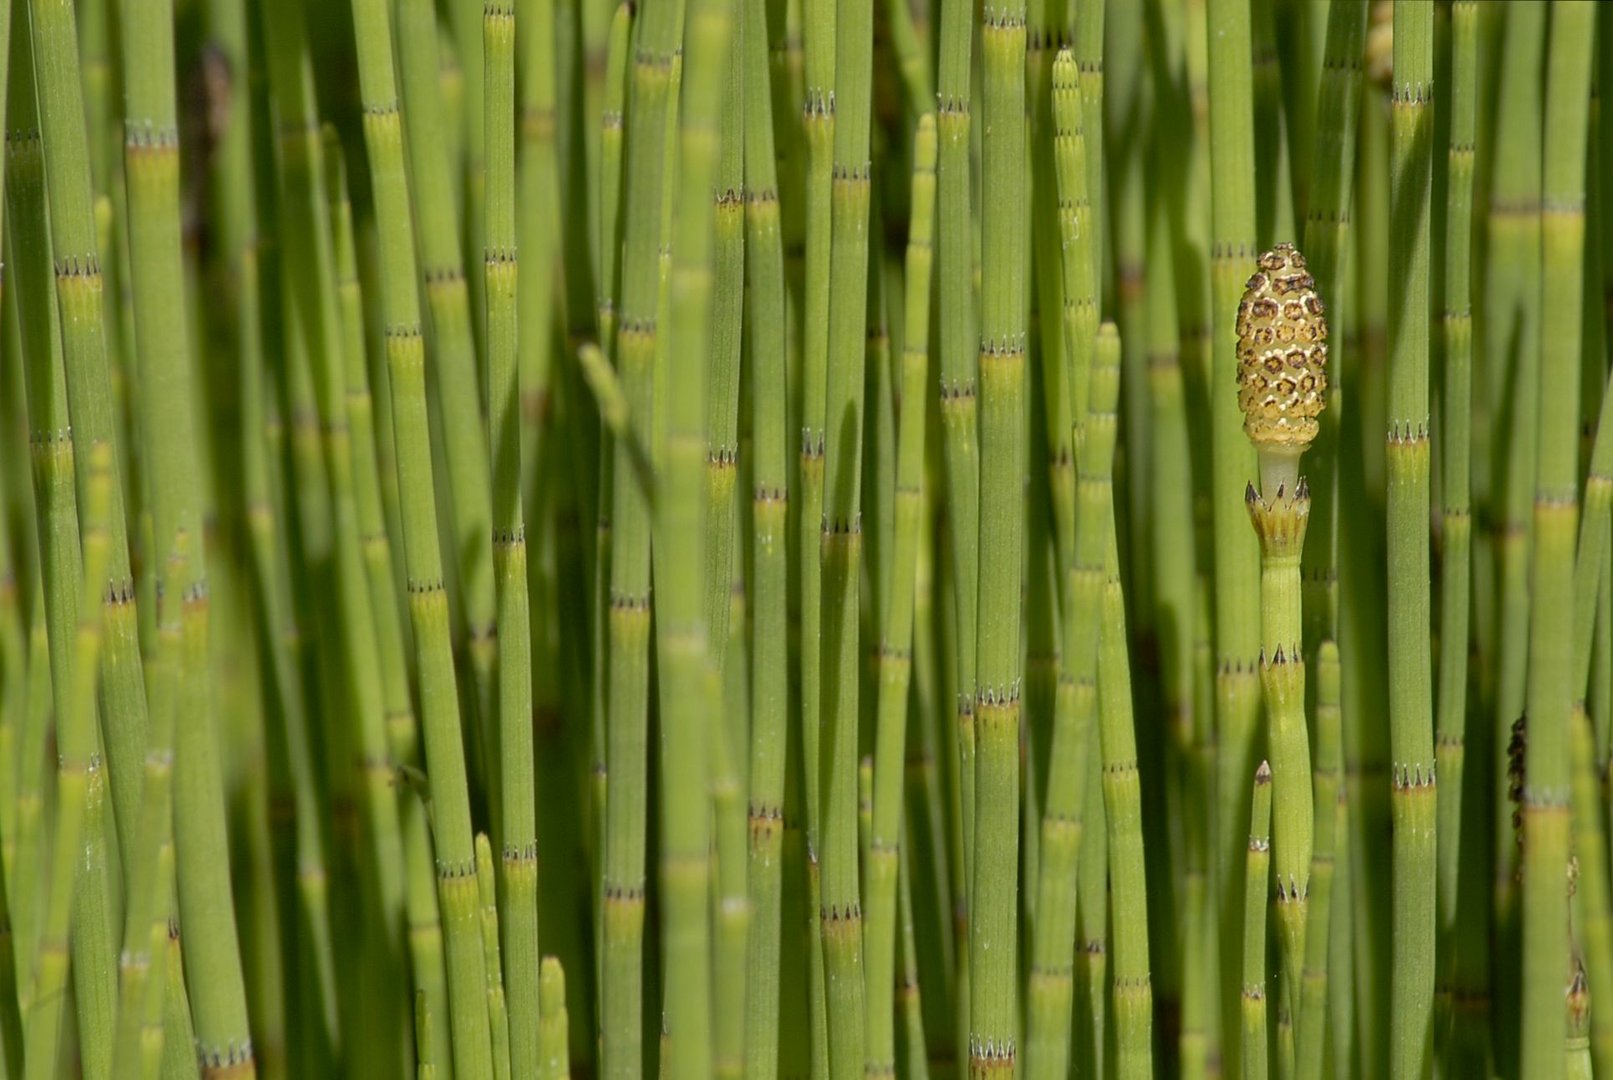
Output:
[{"xmin": 1236, "ymin": 242, "xmax": 1329, "ymax": 452}]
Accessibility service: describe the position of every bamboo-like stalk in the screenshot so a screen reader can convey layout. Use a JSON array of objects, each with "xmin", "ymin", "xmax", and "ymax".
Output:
[
  {"xmin": 1521, "ymin": 6, "xmax": 1595, "ymax": 1077},
  {"xmin": 1073, "ymin": 0, "xmax": 1103, "ymax": 293},
  {"xmin": 203, "ymin": 0, "xmax": 283, "ymax": 1063},
  {"xmin": 395, "ymin": 0, "xmax": 499, "ymax": 769},
  {"xmin": 739, "ymin": 0, "xmax": 791, "ymax": 1066},
  {"xmin": 1236, "ymin": 241, "xmax": 1328, "ymax": 1063},
  {"xmin": 1297, "ymin": 0, "xmax": 1365, "ymax": 673},
  {"xmin": 1386, "ymin": 5, "xmax": 1435, "ymax": 1077},
  {"xmin": 590, "ymin": 2, "xmax": 632, "ymax": 971},
  {"xmin": 415, "ymin": 989, "xmax": 436, "ymax": 1080},
  {"xmin": 1339, "ymin": 66, "xmax": 1390, "ymax": 1074},
  {"xmin": 1487, "ymin": 14, "xmax": 1545, "ymax": 997},
  {"xmin": 1144, "ymin": 191, "xmax": 1202, "ymax": 1078},
  {"xmin": 25, "ymin": 0, "xmax": 150, "ymax": 936},
  {"xmin": 907, "ymin": 481, "xmax": 956, "ymax": 1079},
  {"xmin": 656, "ymin": 0, "xmax": 735, "ymax": 1074},
  {"xmin": 326, "ymin": 110, "xmax": 446, "ymax": 1080},
  {"xmin": 239, "ymin": 12, "xmax": 346, "ymax": 1067},
  {"xmin": 483, "ymin": 1, "xmax": 542, "ymax": 1074},
  {"xmin": 517, "ymin": 0, "xmax": 563, "ymax": 511},
  {"xmin": 23, "ymin": 443, "xmax": 111, "ymax": 1080},
  {"xmin": 0, "ymin": 537, "xmax": 17, "ymax": 1080},
  {"xmin": 1025, "ymin": 51, "xmax": 1098, "ymax": 1080},
  {"xmin": 7, "ymin": 593, "xmax": 45, "ymax": 1007},
  {"xmin": 539, "ymin": 957, "xmax": 571, "ymax": 1080},
  {"xmin": 600, "ymin": 0, "xmax": 680, "ymax": 1072},
  {"xmin": 1088, "ymin": 324, "xmax": 1153, "ymax": 1080},
  {"xmin": 817, "ymin": 0, "xmax": 874, "ymax": 1068},
  {"xmin": 895, "ymin": 831, "xmax": 929, "ymax": 1080},
  {"xmin": 475, "ymin": 834, "xmax": 512, "ymax": 1079},
  {"xmin": 866, "ymin": 112, "xmax": 936, "ymax": 1079},
  {"xmin": 107, "ymin": 443, "xmax": 185, "ymax": 1077},
  {"xmin": 1242, "ymin": 762, "xmax": 1272, "ymax": 1080},
  {"xmin": 705, "ymin": 28, "xmax": 750, "ymax": 1079},
  {"xmin": 796, "ymin": 0, "xmax": 836, "ymax": 1066},
  {"xmin": 1205, "ymin": 0, "xmax": 1263, "ymax": 1068},
  {"xmin": 339, "ymin": 0, "xmax": 493, "ymax": 1070},
  {"xmin": 1434, "ymin": 8, "xmax": 1480, "ymax": 1076},
  {"xmin": 1025, "ymin": 3, "xmax": 1070, "ymax": 1018},
  {"xmin": 125, "ymin": 0, "xmax": 277, "ymax": 1069},
  {"xmin": 934, "ymin": 0, "xmax": 978, "ymax": 1009},
  {"xmin": 266, "ymin": 16, "xmax": 415, "ymax": 1074},
  {"xmin": 1074, "ymin": 716, "xmax": 1107, "ymax": 1080},
  {"xmin": 2, "ymin": 11, "xmax": 60, "ymax": 1027},
  {"xmin": 966, "ymin": 0, "xmax": 1027, "ymax": 1074},
  {"xmin": 1294, "ymin": 640, "xmax": 1341, "ymax": 1080},
  {"xmin": 9, "ymin": 35, "xmax": 98, "ymax": 1064},
  {"xmin": 1569, "ymin": 703, "xmax": 1613, "ymax": 1079}
]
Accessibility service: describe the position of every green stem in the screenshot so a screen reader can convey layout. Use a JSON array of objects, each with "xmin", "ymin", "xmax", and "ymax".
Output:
[
  {"xmin": 1242, "ymin": 762, "xmax": 1272, "ymax": 1080},
  {"xmin": 1521, "ymin": 7, "xmax": 1595, "ymax": 1077},
  {"xmin": 866, "ymin": 113, "xmax": 935, "ymax": 1080},
  {"xmin": 1386, "ymin": 5, "xmax": 1435, "ymax": 1077},
  {"xmin": 1205, "ymin": 0, "xmax": 1263, "ymax": 1067},
  {"xmin": 484, "ymin": 2, "xmax": 541, "ymax": 1075}
]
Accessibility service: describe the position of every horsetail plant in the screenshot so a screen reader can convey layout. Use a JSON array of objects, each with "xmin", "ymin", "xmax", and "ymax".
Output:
[
  {"xmin": 0, "ymin": 4, "xmax": 1608, "ymax": 1080},
  {"xmin": 483, "ymin": 1, "xmax": 541, "ymax": 1074},
  {"xmin": 865, "ymin": 110, "xmax": 935, "ymax": 1080},
  {"xmin": 1522, "ymin": 7, "xmax": 1597, "ymax": 1077},
  {"xmin": 601, "ymin": 0, "xmax": 679, "ymax": 1070},
  {"xmin": 1387, "ymin": 5, "xmax": 1436, "ymax": 1076},
  {"xmin": 1242, "ymin": 761, "xmax": 1273, "ymax": 1080},
  {"xmin": 654, "ymin": 0, "xmax": 735, "ymax": 1070},
  {"xmin": 1236, "ymin": 240, "xmax": 1328, "ymax": 1045},
  {"xmin": 967, "ymin": 0, "xmax": 1028, "ymax": 1073}
]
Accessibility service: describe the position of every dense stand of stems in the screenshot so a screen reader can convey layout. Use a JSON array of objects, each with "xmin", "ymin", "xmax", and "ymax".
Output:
[
  {"xmin": 341, "ymin": 0, "xmax": 493, "ymax": 1070},
  {"xmin": 0, "ymin": 3, "xmax": 1608, "ymax": 1078}
]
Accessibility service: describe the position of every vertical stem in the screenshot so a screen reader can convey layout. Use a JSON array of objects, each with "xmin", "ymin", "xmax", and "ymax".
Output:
[
  {"xmin": 1241, "ymin": 763, "xmax": 1273, "ymax": 1080},
  {"xmin": 1434, "ymin": 8, "xmax": 1481, "ymax": 1077},
  {"xmin": 934, "ymin": 1, "xmax": 977, "ymax": 1031},
  {"xmin": 26, "ymin": 0, "xmax": 150, "ymax": 932},
  {"xmin": 1025, "ymin": 49, "xmax": 1096, "ymax": 1080},
  {"xmin": 818, "ymin": 0, "xmax": 873, "ymax": 1068},
  {"xmin": 1205, "ymin": 0, "xmax": 1262, "ymax": 1068},
  {"xmin": 657, "ymin": 0, "xmax": 735, "ymax": 1073},
  {"xmin": 967, "ymin": 0, "xmax": 1026, "ymax": 1073},
  {"xmin": 1092, "ymin": 325, "xmax": 1153, "ymax": 1079},
  {"xmin": 1522, "ymin": 6, "xmax": 1595, "ymax": 1078},
  {"xmin": 396, "ymin": 0, "xmax": 499, "ymax": 772},
  {"xmin": 342, "ymin": 0, "xmax": 494, "ymax": 1069},
  {"xmin": 602, "ymin": 0, "xmax": 680, "ymax": 1069},
  {"xmin": 867, "ymin": 113, "xmax": 936, "ymax": 1079},
  {"xmin": 484, "ymin": 1, "xmax": 541, "ymax": 1075},
  {"xmin": 797, "ymin": 0, "xmax": 835, "ymax": 1065},
  {"xmin": 740, "ymin": 0, "xmax": 792, "ymax": 1065},
  {"xmin": 1386, "ymin": 5, "xmax": 1434, "ymax": 1077}
]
